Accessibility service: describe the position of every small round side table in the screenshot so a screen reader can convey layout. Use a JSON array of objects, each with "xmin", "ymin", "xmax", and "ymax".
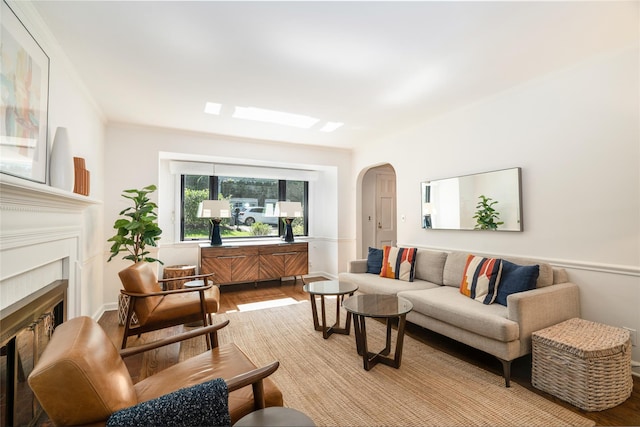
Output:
[
  {"xmin": 234, "ymin": 407, "xmax": 315, "ymax": 427},
  {"xmin": 303, "ymin": 280, "xmax": 358, "ymax": 339}
]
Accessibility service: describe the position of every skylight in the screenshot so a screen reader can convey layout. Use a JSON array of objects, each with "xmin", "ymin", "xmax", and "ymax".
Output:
[
  {"xmin": 233, "ymin": 106, "xmax": 319, "ymax": 129},
  {"xmin": 204, "ymin": 102, "xmax": 343, "ymax": 132},
  {"xmin": 320, "ymin": 121, "xmax": 344, "ymax": 132},
  {"xmin": 204, "ymin": 102, "xmax": 222, "ymax": 115}
]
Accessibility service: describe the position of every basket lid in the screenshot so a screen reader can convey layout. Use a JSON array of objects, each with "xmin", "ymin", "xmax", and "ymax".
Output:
[{"xmin": 533, "ymin": 317, "xmax": 630, "ymax": 358}]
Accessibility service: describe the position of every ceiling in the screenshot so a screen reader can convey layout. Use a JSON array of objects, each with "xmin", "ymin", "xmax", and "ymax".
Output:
[{"xmin": 31, "ymin": 1, "xmax": 636, "ymax": 149}]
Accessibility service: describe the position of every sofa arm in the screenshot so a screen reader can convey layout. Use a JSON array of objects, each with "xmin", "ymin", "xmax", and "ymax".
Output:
[
  {"xmin": 507, "ymin": 282, "xmax": 580, "ymax": 345},
  {"xmin": 348, "ymin": 259, "xmax": 368, "ymax": 274}
]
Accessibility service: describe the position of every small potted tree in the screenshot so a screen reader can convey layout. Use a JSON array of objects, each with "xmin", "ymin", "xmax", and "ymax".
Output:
[
  {"xmin": 108, "ymin": 184, "xmax": 163, "ymax": 264},
  {"xmin": 108, "ymin": 184, "xmax": 163, "ymax": 324},
  {"xmin": 473, "ymin": 195, "xmax": 504, "ymax": 230}
]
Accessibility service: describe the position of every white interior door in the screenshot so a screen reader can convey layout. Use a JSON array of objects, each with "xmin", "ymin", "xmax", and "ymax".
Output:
[{"xmin": 375, "ymin": 173, "xmax": 396, "ymax": 248}]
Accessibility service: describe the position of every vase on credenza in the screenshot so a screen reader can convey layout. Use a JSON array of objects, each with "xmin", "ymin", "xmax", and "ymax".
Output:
[{"xmin": 49, "ymin": 127, "xmax": 74, "ymax": 192}]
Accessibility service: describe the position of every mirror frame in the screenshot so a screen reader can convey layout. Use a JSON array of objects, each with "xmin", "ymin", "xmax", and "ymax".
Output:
[{"xmin": 421, "ymin": 167, "xmax": 523, "ymax": 231}]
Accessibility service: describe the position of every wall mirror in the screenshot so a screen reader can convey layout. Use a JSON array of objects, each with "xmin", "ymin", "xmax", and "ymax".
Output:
[{"xmin": 421, "ymin": 167, "xmax": 522, "ymax": 231}]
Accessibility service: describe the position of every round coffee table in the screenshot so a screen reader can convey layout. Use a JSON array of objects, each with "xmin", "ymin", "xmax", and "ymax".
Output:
[
  {"xmin": 343, "ymin": 294, "xmax": 413, "ymax": 370},
  {"xmin": 234, "ymin": 407, "xmax": 315, "ymax": 427},
  {"xmin": 303, "ymin": 280, "xmax": 358, "ymax": 339}
]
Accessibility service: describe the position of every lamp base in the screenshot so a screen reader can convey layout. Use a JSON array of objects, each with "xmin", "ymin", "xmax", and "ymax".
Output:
[
  {"xmin": 283, "ymin": 218, "xmax": 294, "ymax": 243},
  {"xmin": 210, "ymin": 219, "xmax": 223, "ymax": 246}
]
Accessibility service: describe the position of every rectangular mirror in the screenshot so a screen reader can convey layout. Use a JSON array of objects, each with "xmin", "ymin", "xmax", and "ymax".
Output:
[{"xmin": 421, "ymin": 167, "xmax": 522, "ymax": 231}]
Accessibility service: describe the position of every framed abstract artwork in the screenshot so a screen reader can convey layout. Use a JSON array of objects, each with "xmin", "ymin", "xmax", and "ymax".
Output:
[{"xmin": 1, "ymin": 0, "xmax": 50, "ymax": 183}]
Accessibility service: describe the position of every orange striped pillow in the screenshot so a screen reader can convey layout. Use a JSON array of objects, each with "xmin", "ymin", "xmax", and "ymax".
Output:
[
  {"xmin": 380, "ymin": 246, "xmax": 418, "ymax": 282},
  {"xmin": 460, "ymin": 255, "xmax": 503, "ymax": 304}
]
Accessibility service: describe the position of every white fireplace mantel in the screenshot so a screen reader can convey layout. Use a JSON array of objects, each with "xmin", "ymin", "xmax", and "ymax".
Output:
[
  {"xmin": 0, "ymin": 173, "xmax": 100, "ymax": 211},
  {"xmin": 0, "ymin": 173, "xmax": 101, "ymax": 315}
]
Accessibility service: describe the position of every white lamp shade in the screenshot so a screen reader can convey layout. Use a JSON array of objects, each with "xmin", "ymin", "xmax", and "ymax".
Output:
[
  {"xmin": 197, "ymin": 200, "xmax": 231, "ymax": 218},
  {"xmin": 273, "ymin": 201, "xmax": 303, "ymax": 218}
]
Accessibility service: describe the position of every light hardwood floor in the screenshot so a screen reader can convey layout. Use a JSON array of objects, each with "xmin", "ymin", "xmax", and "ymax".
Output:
[{"xmin": 97, "ymin": 278, "xmax": 640, "ymax": 427}]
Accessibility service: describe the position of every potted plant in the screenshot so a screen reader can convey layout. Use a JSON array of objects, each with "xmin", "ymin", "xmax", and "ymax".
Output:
[
  {"xmin": 108, "ymin": 184, "xmax": 163, "ymax": 325},
  {"xmin": 473, "ymin": 195, "xmax": 504, "ymax": 230},
  {"xmin": 108, "ymin": 184, "xmax": 163, "ymax": 264}
]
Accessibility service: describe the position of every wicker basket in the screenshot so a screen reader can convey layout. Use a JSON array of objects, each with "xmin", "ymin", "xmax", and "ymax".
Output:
[
  {"xmin": 532, "ymin": 317, "xmax": 632, "ymax": 411},
  {"xmin": 162, "ymin": 264, "xmax": 196, "ymax": 290}
]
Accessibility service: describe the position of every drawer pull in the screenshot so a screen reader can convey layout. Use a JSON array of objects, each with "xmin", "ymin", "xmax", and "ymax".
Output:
[{"xmin": 273, "ymin": 252, "xmax": 297, "ymax": 256}]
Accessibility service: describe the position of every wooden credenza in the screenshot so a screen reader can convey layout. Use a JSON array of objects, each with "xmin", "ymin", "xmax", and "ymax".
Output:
[{"xmin": 200, "ymin": 241, "xmax": 308, "ymax": 286}]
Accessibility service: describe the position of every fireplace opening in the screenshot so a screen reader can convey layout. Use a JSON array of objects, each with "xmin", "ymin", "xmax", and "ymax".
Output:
[{"xmin": 0, "ymin": 280, "xmax": 66, "ymax": 427}]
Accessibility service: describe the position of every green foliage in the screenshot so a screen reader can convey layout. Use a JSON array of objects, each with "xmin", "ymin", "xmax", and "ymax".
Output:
[
  {"xmin": 292, "ymin": 217, "xmax": 304, "ymax": 235},
  {"xmin": 250, "ymin": 222, "xmax": 272, "ymax": 236},
  {"xmin": 184, "ymin": 188, "xmax": 209, "ymax": 237},
  {"xmin": 107, "ymin": 185, "xmax": 163, "ymax": 264},
  {"xmin": 473, "ymin": 195, "xmax": 504, "ymax": 230}
]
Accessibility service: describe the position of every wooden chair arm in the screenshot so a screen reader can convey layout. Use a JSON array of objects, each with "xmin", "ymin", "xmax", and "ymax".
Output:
[
  {"xmin": 158, "ymin": 272, "xmax": 215, "ymax": 283},
  {"xmin": 119, "ymin": 320, "xmax": 230, "ymax": 358},
  {"xmin": 226, "ymin": 361, "xmax": 280, "ymax": 410},
  {"xmin": 120, "ymin": 284, "xmax": 213, "ymax": 298}
]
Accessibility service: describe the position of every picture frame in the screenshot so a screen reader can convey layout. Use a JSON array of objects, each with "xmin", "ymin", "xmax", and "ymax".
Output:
[{"xmin": 1, "ymin": 0, "xmax": 50, "ymax": 184}]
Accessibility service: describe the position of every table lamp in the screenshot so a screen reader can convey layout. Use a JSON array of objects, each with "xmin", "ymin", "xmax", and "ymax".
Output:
[
  {"xmin": 274, "ymin": 201, "xmax": 303, "ymax": 243},
  {"xmin": 197, "ymin": 200, "xmax": 231, "ymax": 246}
]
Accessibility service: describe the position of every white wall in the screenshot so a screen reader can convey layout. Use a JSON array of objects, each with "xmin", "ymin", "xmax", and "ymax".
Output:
[
  {"xmin": 350, "ymin": 45, "xmax": 640, "ymax": 364},
  {"xmin": 7, "ymin": 2, "xmax": 106, "ymax": 319},
  {"xmin": 103, "ymin": 124, "xmax": 352, "ymax": 307}
]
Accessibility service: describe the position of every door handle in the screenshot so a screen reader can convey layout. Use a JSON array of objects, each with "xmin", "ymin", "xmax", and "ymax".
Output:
[{"xmin": 378, "ymin": 222, "xmax": 382, "ymax": 229}]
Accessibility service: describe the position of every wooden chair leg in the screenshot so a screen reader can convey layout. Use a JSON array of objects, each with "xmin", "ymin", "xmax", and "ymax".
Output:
[{"xmin": 121, "ymin": 295, "xmax": 138, "ymax": 349}]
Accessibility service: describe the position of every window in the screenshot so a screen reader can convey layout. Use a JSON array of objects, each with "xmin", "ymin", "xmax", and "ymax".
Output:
[{"xmin": 181, "ymin": 175, "xmax": 308, "ymax": 241}]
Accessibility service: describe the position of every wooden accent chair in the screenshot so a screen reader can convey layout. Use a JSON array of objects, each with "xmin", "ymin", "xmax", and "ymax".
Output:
[
  {"xmin": 118, "ymin": 262, "xmax": 219, "ymax": 348},
  {"xmin": 28, "ymin": 316, "xmax": 283, "ymax": 426}
]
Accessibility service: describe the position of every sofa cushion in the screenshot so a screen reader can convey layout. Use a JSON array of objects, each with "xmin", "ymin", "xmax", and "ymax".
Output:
[
  {"xmin": 380, "ymin": 246, "xmax": 417, "ymax": 282},
  {"xmin": 502, "ymin": 256, "xmax": 553, "ymax": 287},
  {"xmin": 366, "ymin": 247, "xmax": 383, "ymax": 274},
  {"xmin": 413, "ymin": 249, "xmax": 448, "ymax": 285},
  {"xmin": 338, "ymin": 272, "xmax": 439, "ymax": 296},
  {"xmin": 444, "ymin": 251, "xmax": 555, "ymax": 288},
  {"xmin": 495, "ymin": 261, "xmax": 539, "ymax": 306},
  {"xmin": 398, "ymin": 287, "xmax": 518, "ymax": 342},
  {"xmin": 443, "ymin": 251, "xmax": 470, "ymax": 287},
  {"xmin": 459, "ymin": 255, "xmax": 502, "ymax": 305}
]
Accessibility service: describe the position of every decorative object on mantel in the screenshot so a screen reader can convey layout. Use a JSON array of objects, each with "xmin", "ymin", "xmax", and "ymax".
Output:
[
  {"xmin": 49, "ymin": 127, "xmax": 73, "ymax": 191},
  {"xmin": 73, "ymin": 157, "xmax": 90, "ymax": 196},
  {"xmin": 273, "ymin": 201, "xmax": 303, "ymax": 243},
  {"xmin": 107, "ymin": 184, "xmax": 163, "ymax": 325},
  {"xmin": 0, "ymin": 1, "xmax": 50, "ymax": 184}
]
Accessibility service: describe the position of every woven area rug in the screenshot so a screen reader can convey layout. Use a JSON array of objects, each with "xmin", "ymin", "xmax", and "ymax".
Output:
[{"xmin": 180, "ymin": 300, "xmax": 594, "ymax": 427}]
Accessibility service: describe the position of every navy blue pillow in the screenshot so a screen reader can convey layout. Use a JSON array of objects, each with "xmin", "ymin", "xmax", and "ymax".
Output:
[
  {"xmin": 495, "ymin": 260, "xmax": 539, "ymax": 306},
  {"xmin": 106, "ymin": 378, "xmax": 230, "ymax": 427},
  {"xmin": 366, "ymin": 247, "xmax": 384, "ymax": 274}
]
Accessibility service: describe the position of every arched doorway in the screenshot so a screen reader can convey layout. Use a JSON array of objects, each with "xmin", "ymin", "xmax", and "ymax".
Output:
[{"xmin": 358, "ymin": 164, "xmax": 397, "ymax": 257}]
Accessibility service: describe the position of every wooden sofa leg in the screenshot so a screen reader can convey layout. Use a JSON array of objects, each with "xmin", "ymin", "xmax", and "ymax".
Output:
[{"xmin": 497, "ymin": 358, "xmax": 511, "ymax": 387}]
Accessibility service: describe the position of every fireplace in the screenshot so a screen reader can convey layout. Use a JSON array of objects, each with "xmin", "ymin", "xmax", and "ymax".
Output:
[
  {"xmin": 0, "ymin": 174, "xmax": 98, "ymax": 427},
  {"xmin": 0, "ymin": 281, "xmax": 67, "ymax": 426}
]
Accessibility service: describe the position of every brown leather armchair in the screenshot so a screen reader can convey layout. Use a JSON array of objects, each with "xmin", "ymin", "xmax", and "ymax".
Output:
[
  {"xmin": 28, "ymin": 316, "xmax": 283, "ymax": 426},
  {"xmin": 118, "ymin": 262, "xmax": 220, "ymax": 348}
]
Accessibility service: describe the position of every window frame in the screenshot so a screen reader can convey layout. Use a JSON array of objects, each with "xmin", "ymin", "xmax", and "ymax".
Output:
[{"xmin": 180, "ymin": 175, "xmax": 308, "ymax": 241}]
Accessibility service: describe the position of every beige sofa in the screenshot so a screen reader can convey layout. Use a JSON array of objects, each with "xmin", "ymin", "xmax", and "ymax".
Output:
[{"xmin": 337, "ymin": 249, "xmax": 581, "ymax": 386}]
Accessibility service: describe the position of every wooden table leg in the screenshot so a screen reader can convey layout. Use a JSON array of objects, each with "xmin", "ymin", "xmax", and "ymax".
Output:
[
  {"xmin": 320, "ymin": 295, "xmax": 329, "ymax": 339},
  {"xmin": 310, "ymin": 293, "xmax": 353, "ymax": 339},
  {"xmin": 309, "ymin": 294, "xmax": 321, "ymax": 331},
  {"xmin": 352, "ymin": 314, "xmax": 408, "ymax": 370},
  {"xmin": 393, "ymin": 314, "xmax": 407, "ymax": 368}
]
